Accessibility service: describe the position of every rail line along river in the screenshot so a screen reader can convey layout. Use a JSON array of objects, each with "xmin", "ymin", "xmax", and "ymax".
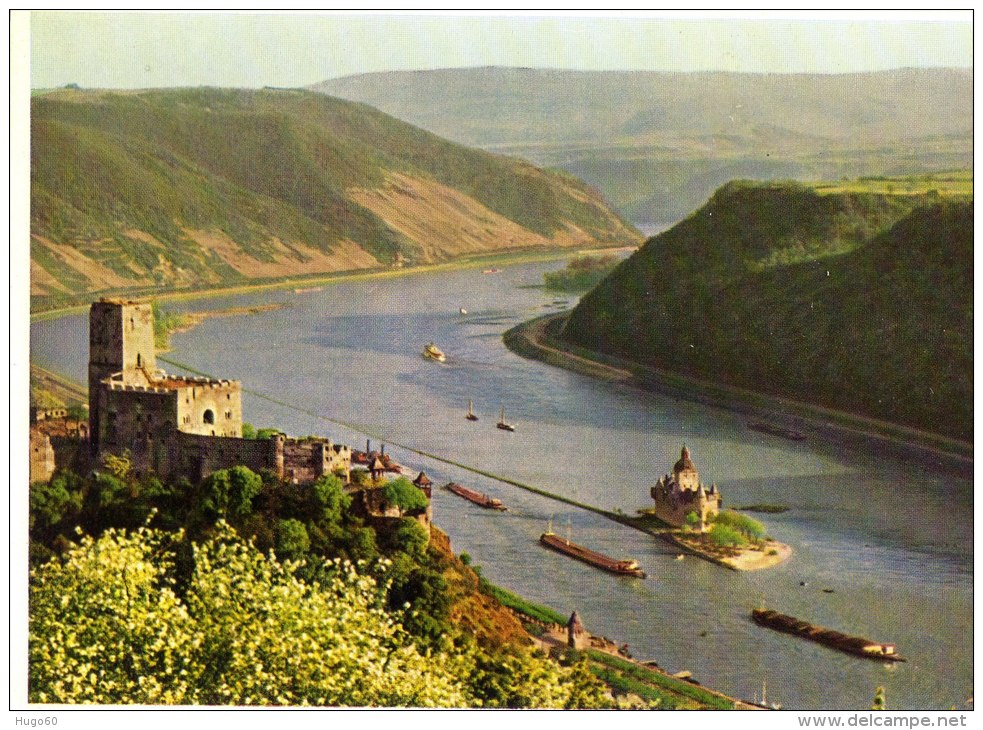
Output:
[{"xmin": 31, "ymin": 259, "xmax": 973, "ymax": 710}]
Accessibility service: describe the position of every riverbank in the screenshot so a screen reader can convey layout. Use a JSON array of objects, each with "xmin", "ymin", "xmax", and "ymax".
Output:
[
  {"xmin": 503, "ymin": 313, "xmax": 973, "ymax": 470},
  {"xmin": 29, "ymin": 246, "xmax": 620, "ymax": 322}
]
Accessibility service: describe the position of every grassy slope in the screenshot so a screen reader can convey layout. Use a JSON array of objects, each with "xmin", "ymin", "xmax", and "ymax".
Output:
[
  {"xmin": 314, "ymin": 68, "xmax": 973, "ymax": 222},
  {"xmin": 31, "ymin": 87, "xmax": 639, "ymax": 305},
  {"xmin": 562, "ymin": 181, "xmax": 972, "ymax": 441}
]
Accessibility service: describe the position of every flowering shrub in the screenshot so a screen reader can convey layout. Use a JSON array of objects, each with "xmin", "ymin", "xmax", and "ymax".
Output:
[{"xmin": 29, "ymin": 523, "xmax": 611, "ymax": 707}]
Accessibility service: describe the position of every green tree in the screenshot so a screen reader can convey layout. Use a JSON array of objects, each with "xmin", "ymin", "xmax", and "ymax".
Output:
[
  {"xmin": 275, "ymin": 518, "xmax": 310, "ymax": 561},
  {"xmin": 707, "ymin": 523, "xmax": 748, "ymax": 548},
  {"xmin": 382, "ymin": 478, "xmax": 429, "ymax": 516},
  {"xmin": 684, "ymin": 511, "xmax": 701, "ymax": 530},
  {"xmin": 30, "ymin": 471, "xmax": 82, "ymax": 530},
  {"xmin": 199, "ymin": 466, "xmax": 263, "ymax": 521},
  {"xmin": 241, "ymin": 422, "xmax": 256, "ymax": 439},
  {"xmin": 312, "ymin": 474, "xmax": 351, "ymax": 522}
]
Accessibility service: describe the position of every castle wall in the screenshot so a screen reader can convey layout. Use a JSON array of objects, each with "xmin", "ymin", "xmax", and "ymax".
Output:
[
  {"xmin": 173, "ymin": 378, "xmax": 243, "ymax": 438},
  {"xmin": 172, "ymin": 432, "xmax": 281, "ymax": 484},
  {"xmin": 281, "ymin": 438, "xmax": 352, "ymax": 484},
  {"xmin": 29, "ymin": 428, "xmax": 56, "ymax": 484},
  {"xmin": 96, "ymin": 384, "xmax": 178, "ymax": 474}
]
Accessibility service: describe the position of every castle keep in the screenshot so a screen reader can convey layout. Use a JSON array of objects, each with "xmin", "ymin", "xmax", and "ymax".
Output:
[
  {"xmin": 650, "ymin": 445, "xmax": 721, "ymax": 530},
  {"xmin": 88, "ymin": 298, "xmax": 350, "ymax": 484}
]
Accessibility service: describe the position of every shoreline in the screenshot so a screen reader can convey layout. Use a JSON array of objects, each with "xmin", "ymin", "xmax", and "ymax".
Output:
[
  {"xmin": 29, "ymin": 245, "xmax": 627, "ymax": 323},
  {"xmin": 503, "ymin": 313, "xmax": 972, "ymax": 470}
]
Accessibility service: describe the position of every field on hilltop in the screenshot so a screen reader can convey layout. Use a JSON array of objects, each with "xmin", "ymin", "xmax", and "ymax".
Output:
[
  {"xmin": 314, "ymin": 67, "xmax": 973, "ymax": 223},
  {"xmin": 30, "ymin": 87, "xmax": 640, "ymax": 309}
]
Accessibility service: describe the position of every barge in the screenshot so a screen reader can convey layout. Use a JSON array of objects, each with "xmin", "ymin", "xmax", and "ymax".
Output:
[
  {"xmin": 747, "ymin": 421, "xmax": 806, "ymax": 441},
  {"xmin": 539, "ymin": 529, "xmax": 646, "ymax": 578},
  {"xmin": 751, "ymin": 609, "xmax": 904, "ymax": 661},
  {"xmin": 445, "ymin": 482, "xmax": 507, "ymax": 510}
]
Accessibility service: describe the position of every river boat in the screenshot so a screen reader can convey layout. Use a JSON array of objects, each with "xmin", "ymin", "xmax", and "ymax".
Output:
[
  {"xmin": 496, "ymin": 407, "xmax": 515, "ymax": 431},
  {"xmin": 466, "ymin": 400, "xmax": 479, "ymax": 421},
  {"xmin": 751, "ymin": 609, "xmax": 905, "ymax": 662},
  {"xmin": 293, "ymin": 286, "xmax": 323, "ymax": 294},
  {"xmin": 446, "ymin": 482, "xmax": 507, "ymax": 510},
  {"xmin": 747, "ymin": 421, "xmax": 806, "ymax": 441},
  {"xmin": 482, "ymin": 268, "xmax": 501, "ymax": 274},
  {"xmin": 459, "ymin": 307, "xmax": 468, "ymax": 314},
  {"xmin": 423, "ymin": 343, "xmax": 446, "ymax": 362},
  {"xmin": 539, "ymin": 525, "xmax": 646, "ymax": 578}
]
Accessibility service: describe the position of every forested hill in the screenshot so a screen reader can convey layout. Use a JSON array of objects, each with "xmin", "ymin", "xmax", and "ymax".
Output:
[
  {"xmin": 561, "ymin": 182, "xmax": 973, "ymax": 441},
  {"xmin": 312, "ymin": 67, "xmax": 972, "ymax": 223},
  {"xmin": 30, "ymin": 87, "xmax": 640, "ymax": 307}
]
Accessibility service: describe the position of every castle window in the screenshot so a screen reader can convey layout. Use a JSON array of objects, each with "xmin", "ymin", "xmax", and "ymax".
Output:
[
  {"xmin": 203, "ymin": 409, "xmax": 215, "ymax": 425},
  {"xmin": 137, "ymin": 353, "xmax": 142, "ymax": 367}
]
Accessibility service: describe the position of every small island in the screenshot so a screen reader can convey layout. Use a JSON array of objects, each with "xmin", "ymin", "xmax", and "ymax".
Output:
[{"xmin": 640, "ymin": 446, "xmax": 791, "ymax": 571}]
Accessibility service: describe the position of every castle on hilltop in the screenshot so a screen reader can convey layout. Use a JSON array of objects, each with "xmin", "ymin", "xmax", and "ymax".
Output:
[
  {"xmin": 650, "ymin": 445, "xmax": 721, "ymax": 530},
  {"xmin": 87, "ymin": 298, "xmax": 351, "ymax": 484}
]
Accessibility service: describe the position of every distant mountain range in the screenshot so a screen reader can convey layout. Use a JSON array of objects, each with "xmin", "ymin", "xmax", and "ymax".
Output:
[
  {"xmin": 30, "ymin": 87, "xmax": 640, "ymax": 307},
  {"xmin": 313, "ymin": 67, "xmax": 973, "ymax": 222},
  {"xmin": 561, "ymin": 181, "xmax": 973, "ymax": 441}
]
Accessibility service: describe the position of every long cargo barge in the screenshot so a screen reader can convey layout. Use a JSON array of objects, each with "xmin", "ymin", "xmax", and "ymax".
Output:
[
  {"xmin": 445, "ymin": 482, "xmax": 507, "ymax": 511},
  {"xmin": 539, "ymin": 530, "xmax": 646, "ymax": 578},
  {"xmin": 751, "ymin": 609, "xmax": 904, "ymax": 661}
]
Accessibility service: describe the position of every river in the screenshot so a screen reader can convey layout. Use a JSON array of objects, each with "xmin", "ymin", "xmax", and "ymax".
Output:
[{"xmin": 30, "ymin": 259, "xmax": 973, "ymax": 711}]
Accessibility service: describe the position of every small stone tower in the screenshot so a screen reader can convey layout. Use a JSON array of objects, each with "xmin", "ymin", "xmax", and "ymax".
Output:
[
  {"xmin": 88, "ymin": 299, "xmax": 157, "ymax": 453},
  {"xmin": 567, "ymin": 611, "xmax": 588, "ymax": 650}
]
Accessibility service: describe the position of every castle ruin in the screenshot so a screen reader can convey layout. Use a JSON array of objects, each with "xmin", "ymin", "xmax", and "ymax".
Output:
[
  {"xmin": 88, "ymin": 298, "xmax": 350, "ymax": 484},
  {"xmin": 650, "ymin": 445, "xmax": 721, "ymax": 531}
]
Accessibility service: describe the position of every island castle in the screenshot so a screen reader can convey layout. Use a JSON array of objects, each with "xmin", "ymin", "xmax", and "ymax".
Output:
[
  {"xmin": 87, "ymin": 298, "xmax": 351, "ymax": 485},
  {"xmin": 650, "ymin": 445, "xmax": 721, "ymax": 530}
]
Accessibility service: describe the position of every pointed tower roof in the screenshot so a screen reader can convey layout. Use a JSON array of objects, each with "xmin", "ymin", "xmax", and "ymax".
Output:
[
  {"xmin": 413, "ymin": 471, "xmax": 433, "ymax": 487},
  {"xmin": 674, "ymin": 444, "xmax": 697, "ymax": 473}
]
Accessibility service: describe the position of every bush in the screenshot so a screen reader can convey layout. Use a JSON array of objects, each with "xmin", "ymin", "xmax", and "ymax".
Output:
[
  {"xmin": 707, "ymin": 523, "xmax": 747, "ymax": 548},
  {"xmin": 275, "ymin": 518, "xmax": 310, "ymax": 560},
  {"xmin": 712, "ymin": 510, "xmax": 766, "ymax": 540}
]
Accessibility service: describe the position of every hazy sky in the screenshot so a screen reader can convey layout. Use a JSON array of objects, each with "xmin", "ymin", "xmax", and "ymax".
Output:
[{"xmin": 29, "ymin": 11, "xmax": 972, "ymax": 89}]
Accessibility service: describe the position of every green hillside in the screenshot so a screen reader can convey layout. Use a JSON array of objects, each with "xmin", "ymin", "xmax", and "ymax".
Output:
[
  {"xmin": 314, "ymin": 67, "xmax": 973, "ymax": 223},
  {"xmin": 561, "ymin": 181, "xmax": 972, "ymax": 441},
  {"xmin": 30, "ymin": 87, "xmax": 640, "ymax": 308}
]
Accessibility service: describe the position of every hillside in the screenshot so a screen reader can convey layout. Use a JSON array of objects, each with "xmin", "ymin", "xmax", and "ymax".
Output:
[
  {"xmin": 30, "ymin": 87, "xmax": 640, "ymax": 307},
  {"xmin": 561, "ymin": 182, "xmax": 972, "ymax": 441},
  {"xmin": 313, "ymin": 67, "xmax": 973, "ymax": 222}
]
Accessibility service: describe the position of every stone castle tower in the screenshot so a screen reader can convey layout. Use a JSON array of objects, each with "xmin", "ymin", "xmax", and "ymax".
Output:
[
  {"xmin": 88, "ymin": 300, "xmax": 158, "ymax": 453},
  {"xmin": 650, "ymin": 445, "xmax": 721, "ymax": 530}
]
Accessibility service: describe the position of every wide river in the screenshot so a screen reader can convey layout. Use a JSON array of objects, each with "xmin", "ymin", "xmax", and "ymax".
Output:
[{"xmin": 31, "ymin": 259, "xmax": 973, "ymax": 711}]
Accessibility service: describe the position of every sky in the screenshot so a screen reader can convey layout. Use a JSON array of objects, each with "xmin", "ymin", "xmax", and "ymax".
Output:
[{"xmin": 28, "ymin": 10, "xmax": 972, "ymax": 89}]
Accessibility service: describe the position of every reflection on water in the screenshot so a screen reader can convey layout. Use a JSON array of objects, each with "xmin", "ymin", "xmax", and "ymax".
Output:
[{"xmin": 30, "ymin": 260, "xmax": 973, "ymax": 710}]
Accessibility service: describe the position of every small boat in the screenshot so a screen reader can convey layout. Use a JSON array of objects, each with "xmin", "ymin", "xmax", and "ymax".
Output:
[
  {"xmin": 751, "ymin": 609, "xmax": 905, "ymax": 662},
  {"xmin": 422, "ymin": 343, "xmax": 446, "ymax": 362},
  {"xmin": 293, "ymin": 286, "xmax": 323, "ymax": 294},
  {"xmin": 482, "ymin": 268, "xmax": 501, "ymax": 274},
  {"xmin": 459, "ymin": 307, "xmax": 468, "ymax": 315},
  {"xmin": 539, "ymin": 523, "xmax": 646, "ymax": 578},
  {"xmin": 466, "ymin": 400, "xmax": 479, "ymax": 421},
  {"xmin": 446, "ymin": 482, "xmax": 507, "ymax": 510},
  {"xmin": 496, "ymin": 407, "xmax": 515, "ymax": 431},
  {"xmin": 747, "ymin": 421, "xmax": 806, "ymax": 441}
]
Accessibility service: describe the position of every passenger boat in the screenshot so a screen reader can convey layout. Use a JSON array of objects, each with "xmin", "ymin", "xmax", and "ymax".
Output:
[
  {"xmin": 539, "ymin": 524, "xmax": 646, "ymax": 578},
  {"xmin": 496, "ymin": 407, "xmax": 515, "ymax": 431},
  {"xmin": 751, "ymin": 609, "xmax": 904, "ymax": 661},
  {"xmin": 466, "ymin": 400, "xmax": 479, "ymax": 421},
  {"xmin": 747, "ymin": 421, "xmax": 806, "ymax": 441},
  {"xmin": 446, "ymin": 482, "xmax": 507, "ymax": 510},
  {"xmin": 422, "ymin": 343, "xmax": 446, "ymax": 362}
]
